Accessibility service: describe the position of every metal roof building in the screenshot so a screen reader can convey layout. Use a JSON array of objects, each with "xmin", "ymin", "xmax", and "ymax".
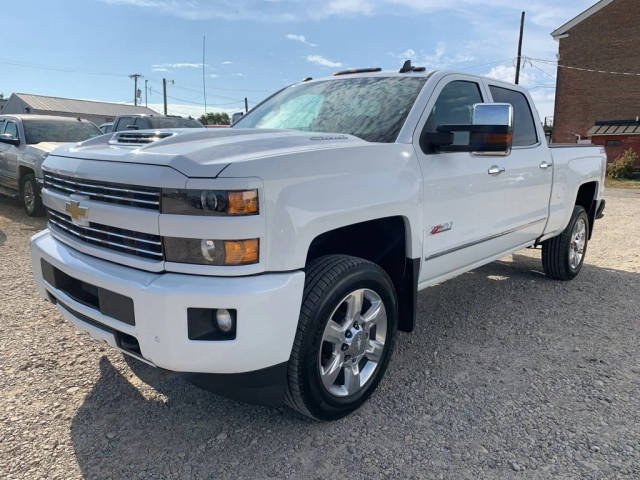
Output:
[{"xmin": 0, "ymin": 92, "xmax": 158, "ymax": 126}]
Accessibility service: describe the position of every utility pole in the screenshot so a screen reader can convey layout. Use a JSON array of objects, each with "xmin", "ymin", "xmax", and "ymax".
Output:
[
  {"xmin": 129, "ymin": 73, "xmax": 143, "ymax": 106},
  {"xmin": 144, "ymin": 79, "xmax": 148, "ymax": 108},
  {"xmin": 244, "ymin": 97, "xmax": 248, "ymax": 114},
  {"xmin": 202, "ymin": 34, "xmax": 207, "ymax": 114},
  {"xmin": 515, "ymin": 11, "xmax": 525, "ymax": 85},
  {"xmin": 163, "ymin": 78, "xmax": 168, "ymax": 115}
]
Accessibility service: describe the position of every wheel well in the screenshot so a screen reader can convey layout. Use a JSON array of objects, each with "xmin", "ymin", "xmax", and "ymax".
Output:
[
  {"xmin": 576, "ymin": 182, "xmax": 597, "ymax": 238},
  {"xmin": 306, "ymin": 217, "xmax": 418, "ymax": 332},
  {"xmin": 18, "ymin": 166, "xmax": 34, "ymax": 182}
]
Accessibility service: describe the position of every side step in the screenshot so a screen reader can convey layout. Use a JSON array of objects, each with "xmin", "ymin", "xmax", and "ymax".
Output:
[{"xmin": 0, "ymin": 185, "xmax": 18, "ymax": 199}]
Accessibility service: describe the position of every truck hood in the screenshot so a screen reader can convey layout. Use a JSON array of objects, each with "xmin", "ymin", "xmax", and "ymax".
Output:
[
  {"xmin": 50, "ymin": 128, "xmax": 367, "ymax": 177},
  {"xmin": 30, "ymin": 142, "xmax": 68, "ymax": 153}
]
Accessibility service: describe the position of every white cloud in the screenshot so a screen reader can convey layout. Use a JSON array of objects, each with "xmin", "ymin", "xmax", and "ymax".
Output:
[
  {"xmin": 221, "ymin": 61, "xmax": 233, "ymax": 65},
  {"xmin": 99, "ymin": 0, "xmax": 594, "ymax": 29},
  {"xmin": 235, "ymin": 73, "xmax": 246, "ymax": 77},
  {"xmin": 210, "ymin": 73, "xmax": 219, "ymax": 78},
  {"xmin": 485, "ymin": 63, "xmax": 536, "ymax": 87},
  {"xmin": 152, "ymin": 62, "xmax": 206, "ymax": 69},
  {"xmin": 285, "ymin": 34, "xmax": 317, "ymax": 47},
  {"xmin": 307, "ymin": 54, "xmax": 342, "ymax": 68},
  {"xmin": 390, "ymin": 42, "xmax": 474, "ymax": 69},
  {"xmin": 152, "ymin": 67, "xmax": 169, "ymax": 72}
]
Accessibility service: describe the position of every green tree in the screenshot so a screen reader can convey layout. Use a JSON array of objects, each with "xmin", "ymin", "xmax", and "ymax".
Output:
[{"xmin": 198, "ymin": 112, "xmax": 231, "ymax": 125}]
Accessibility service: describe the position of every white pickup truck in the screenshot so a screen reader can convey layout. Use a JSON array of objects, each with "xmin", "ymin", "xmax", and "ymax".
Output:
[{"xmin": 30, "ymin": 66, "xmax": 606, "ymax": 420}]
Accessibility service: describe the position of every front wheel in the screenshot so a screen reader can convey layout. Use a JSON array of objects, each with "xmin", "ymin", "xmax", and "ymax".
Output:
[
  {"xmin": 541, "ymin": 205, "xmax": 589, "ymax": 280},
  {"xmin": 20, "ymin": 173, "xmax": 44, "ymax": 217},
  {"xmin": 285, "ymin": 255, "xmax": 398, "ymax": 420}
]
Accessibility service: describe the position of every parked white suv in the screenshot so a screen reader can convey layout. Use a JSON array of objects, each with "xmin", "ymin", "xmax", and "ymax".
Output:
[{"xmin": 30, "ymin": 66, "xmax": 606, "ymax": 420}]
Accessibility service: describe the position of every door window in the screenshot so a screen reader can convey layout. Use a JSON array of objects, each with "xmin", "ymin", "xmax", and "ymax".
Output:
[
  {"xmin": 4, "ymin": 121, "xmax": 18, "ymax": 139},
  {"xmin": 424, "ymin": 81, "xmax": 483, "ymax": 133},
  {"xmin": 489, "ymin": 86, "xmax": 538, "ymax": 146}
]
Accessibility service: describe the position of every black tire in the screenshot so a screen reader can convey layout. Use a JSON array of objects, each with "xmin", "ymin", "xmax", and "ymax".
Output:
[
  {"xmin": 542, "ymin": 205, "xmax": 589, "ymax": 281},
  {"xmin": 20, "ymin": 173, "xmax": 44, "ymax": 217},
  {"xmin": 285, "ymin": 255, "xmax": 398, "ymax": 421}
]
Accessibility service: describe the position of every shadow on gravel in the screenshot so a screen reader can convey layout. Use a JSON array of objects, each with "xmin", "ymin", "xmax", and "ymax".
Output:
[{"xmin": 69, "ymin": 253, "xmax": 640, "ymax": 479}]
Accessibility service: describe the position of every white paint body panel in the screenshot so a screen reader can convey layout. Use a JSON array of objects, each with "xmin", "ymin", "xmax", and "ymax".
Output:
[{"xmin": 30, "ymin": 70, "xmax": 606, "ymax": 374}]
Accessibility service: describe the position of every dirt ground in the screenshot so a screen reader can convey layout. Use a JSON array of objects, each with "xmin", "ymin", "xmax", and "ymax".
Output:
[{"xmin": 0, "ymin": 189, "xmax": 638, "ymax": 479}]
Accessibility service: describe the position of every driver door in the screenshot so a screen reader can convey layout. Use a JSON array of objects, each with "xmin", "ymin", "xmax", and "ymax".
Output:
[{"xmin": 414, "ymin": 76, "xmax": 511, "ymax": 284}]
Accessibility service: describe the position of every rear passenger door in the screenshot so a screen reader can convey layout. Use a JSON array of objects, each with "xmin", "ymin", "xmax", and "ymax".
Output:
[{"xmin": 487, "ymin": 85, "xmax": 552, "ymax": 243}]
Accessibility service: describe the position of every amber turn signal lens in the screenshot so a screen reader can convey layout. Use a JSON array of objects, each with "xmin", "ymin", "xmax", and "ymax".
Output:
[
  {"xmin": 227, "ymin": 190, "xmax": 259, "ymax": 215},
  {"xmin": 224, "ymin": 239, "xmax": 259, "ymax": 265}
]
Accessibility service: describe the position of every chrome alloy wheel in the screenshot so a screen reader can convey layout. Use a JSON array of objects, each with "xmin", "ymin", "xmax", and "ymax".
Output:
[
  {"xmin": 569, "ymin": 217, "xmax": 587, "ymax": 270},
  {"xmin": 23, "ymin": 180, "xmax": 35, "ymax": 212},
  {"xmin": 318, "ymin": 288, "xmax": 387, "ymax": 398}
]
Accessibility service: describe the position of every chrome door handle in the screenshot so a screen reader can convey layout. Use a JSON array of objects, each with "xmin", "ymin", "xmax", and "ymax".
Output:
[
  {"xmin": 488, "ymin": 165, "xmax": 505, "ymax": 175},
  {"xmin": 540, "ymin": 161, "xmax": 553, "ymax": 169}
]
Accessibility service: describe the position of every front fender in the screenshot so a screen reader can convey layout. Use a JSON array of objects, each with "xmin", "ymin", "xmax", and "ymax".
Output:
[{"xmin": 221, "ymin": 143, "xmax": 424, "ymax": 271}]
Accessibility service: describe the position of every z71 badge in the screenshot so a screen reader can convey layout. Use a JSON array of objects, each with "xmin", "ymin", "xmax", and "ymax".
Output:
[{"xmin": 430, "ymin": 222, "xmax": 453, "ymax": 235}]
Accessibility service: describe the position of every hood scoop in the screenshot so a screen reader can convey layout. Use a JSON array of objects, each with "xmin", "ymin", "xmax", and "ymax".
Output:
[{"xmin": 109, "ymin": 131, "xmax": 175, "ymax": 146}]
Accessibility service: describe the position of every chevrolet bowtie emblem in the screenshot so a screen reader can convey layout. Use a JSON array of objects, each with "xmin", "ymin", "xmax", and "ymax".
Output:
[{"xmin": 65, "ymin": 200, "xmax": 88, "ymax": 220}]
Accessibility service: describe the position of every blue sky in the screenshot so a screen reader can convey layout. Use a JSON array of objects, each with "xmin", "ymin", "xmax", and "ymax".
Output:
[{"xmin": 1, "ymin": 0, "xmax": 595, "ymax": 119}]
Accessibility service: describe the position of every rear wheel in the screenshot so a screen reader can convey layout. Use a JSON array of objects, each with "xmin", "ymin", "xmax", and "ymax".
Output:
[
  {"xmin": 541, "ymin": 205, "xmax": 589, "ymax": 280},
  {"xmin": 20, "ymin": 173, "xmax": 44, "ymax": 217},
  {"xmin": 285, "ymin": 255, "xmax": 397, "ymax": 420}
]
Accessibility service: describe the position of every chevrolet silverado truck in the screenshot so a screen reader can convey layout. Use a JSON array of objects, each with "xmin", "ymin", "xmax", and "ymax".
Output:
[
  {"xmin": 0, "ymin": 115, "xmax": 101, "ymax": 216},
  {"xmin": 30, "ymin": 66, "xmax": 606, "ymax": 420}
]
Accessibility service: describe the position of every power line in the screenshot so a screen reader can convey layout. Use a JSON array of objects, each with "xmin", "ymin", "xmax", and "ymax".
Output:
[{"xmin": 525, "ymin": 56, "xmax": 640, "ymax": 77}]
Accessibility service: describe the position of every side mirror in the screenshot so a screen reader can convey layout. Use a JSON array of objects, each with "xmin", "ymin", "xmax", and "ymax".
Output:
[
  {"xmin": 420, "ymin": 103, "xmax": 513, "ymax": 156},
  {"xmin": 0, "ymin": 133, "xmax": 20, "ymax": 146},
  {"xmin": 231, "ymin": 112, "xmax": 244, "ymax": 125}
]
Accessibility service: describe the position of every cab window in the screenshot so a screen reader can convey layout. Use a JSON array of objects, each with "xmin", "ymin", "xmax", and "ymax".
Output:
[
  {"xmin": 115, "ymin": 117, "xmax": 134, "ymax": 131},
  {"xmin": 424, "ymin": 81, "xmax": 483, "ymax": 133},
  {"xmin": 489, "ymin": 86, "xmax": 538, "ymax": 146}
]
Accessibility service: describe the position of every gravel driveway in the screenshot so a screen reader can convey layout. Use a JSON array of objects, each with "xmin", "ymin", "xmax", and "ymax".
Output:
[{"xmin": 1, "ymin": 189, "xmax": 638, "ymax": 479}]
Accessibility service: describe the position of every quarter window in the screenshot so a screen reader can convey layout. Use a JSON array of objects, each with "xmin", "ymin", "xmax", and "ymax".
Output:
[
  {"xmin": 489, "ymin": 86, "xmax": 538, "ymax": 146},
  {"xmin": 424, "ymin": 81, "xmax": 483, "ymax": 133}
]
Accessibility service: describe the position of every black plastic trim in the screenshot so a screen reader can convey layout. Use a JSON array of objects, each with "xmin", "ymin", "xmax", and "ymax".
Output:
[
  {"xmin": 398, "ymin": 258, "xmax": 420, "ymax": 332},
  {"xmin": 185, "ymin": 362, "xmax": 288, "ymax": 407}
]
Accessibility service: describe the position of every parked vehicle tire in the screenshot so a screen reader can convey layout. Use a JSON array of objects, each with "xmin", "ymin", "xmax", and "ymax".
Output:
[
  {"xmin": 20, "ymin": 173, "xmax": 44, "ymax": 217},
  {"xmin": 541, "ymin": 205, "xmax": 589, "ymax": 281},
  {"xmin": 285, "ymin": 255, "xmax": 398, "ymax": 420}
]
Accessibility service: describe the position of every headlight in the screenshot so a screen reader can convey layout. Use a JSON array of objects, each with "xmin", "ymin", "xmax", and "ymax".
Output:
[
  {"xmin": 162, "ymin": 189, "xmax": 259, "ymax": 216},
  {"xmin": 164, "ymin": 237, "xmax": 259, "ymax": 265}
]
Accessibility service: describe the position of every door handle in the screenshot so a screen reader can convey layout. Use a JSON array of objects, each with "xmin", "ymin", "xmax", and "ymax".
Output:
[
  {"xmin": 488, "ymin": 165, "xmax": 505, "ymax": 175},
  {"xmin": 539, "ymin": 161, "xmax": 553, "ymax": 169}
]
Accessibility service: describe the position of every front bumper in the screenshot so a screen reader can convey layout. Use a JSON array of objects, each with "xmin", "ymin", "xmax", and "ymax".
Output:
[{"xmin": 30, "ymin": 230, "xmax": 305, "ymax": 377}]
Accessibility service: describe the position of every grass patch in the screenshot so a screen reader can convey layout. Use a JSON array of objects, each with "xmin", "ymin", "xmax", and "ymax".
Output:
[{"xmin": 605, "ymin": 178, "xmax": 640, "ymax": 189}]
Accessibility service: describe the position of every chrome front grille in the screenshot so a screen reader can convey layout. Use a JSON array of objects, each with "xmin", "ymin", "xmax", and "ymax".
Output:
[
  {"xmin": 48, "ymin": 209, "xmax": 163, "ymax": 260},
  {"xmin": 43, "ymin": 171, "xmax": 161, "ymax": 211}
]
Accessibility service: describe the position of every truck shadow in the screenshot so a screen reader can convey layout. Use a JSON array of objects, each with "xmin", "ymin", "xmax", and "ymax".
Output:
[{"xmin": 68, "ymin": 253, "xmax": 640, "ymax": 479}]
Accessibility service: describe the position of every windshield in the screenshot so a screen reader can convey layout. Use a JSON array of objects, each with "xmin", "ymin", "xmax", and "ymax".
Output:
[
  {"xmin": 148, "ymin": 117, "xmax": 203, "ymax": 128},
  {"xmin": 22, "ymin": 120, "xmax": 102, "ymax": 144},
  {"xmin": 234, "ymin": 76, "xmax": 426, "ymax": 143}
]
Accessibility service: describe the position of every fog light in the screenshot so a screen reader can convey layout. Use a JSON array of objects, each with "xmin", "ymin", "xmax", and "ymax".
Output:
[{"xmin": 216, "ymin": 309, "xmax": 233, "ymax": 332}]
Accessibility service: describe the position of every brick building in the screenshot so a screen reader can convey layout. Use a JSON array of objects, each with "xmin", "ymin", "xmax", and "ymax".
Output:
[{"xmin": 551, "ymin": 0, "xmax": 640, "ymax": 163}]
